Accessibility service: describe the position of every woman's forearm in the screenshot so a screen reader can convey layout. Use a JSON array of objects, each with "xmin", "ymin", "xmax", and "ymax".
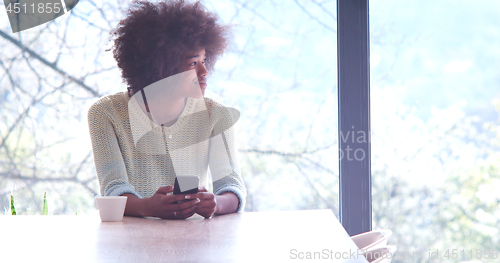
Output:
[
  {"xmin": 215, "ymin": 192, "xmax": 239, "ymax": 215},
  {"xmin": 122, "ymin": 191, "xmax": 239, "ymax": 218},
  {"xmin": 121, "ymin": 193, "xmax": 149, "ymax": 217}
]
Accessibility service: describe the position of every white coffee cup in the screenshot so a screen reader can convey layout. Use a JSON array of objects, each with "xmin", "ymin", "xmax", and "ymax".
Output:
[{"xmin": 95, "ymin": 196, "xmax": 128, "ymax": 222}]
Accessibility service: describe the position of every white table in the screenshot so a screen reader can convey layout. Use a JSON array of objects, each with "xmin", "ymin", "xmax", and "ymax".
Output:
[{"xmin": 0, "ymin": 209, "xmax": 368, "ymax": 262}]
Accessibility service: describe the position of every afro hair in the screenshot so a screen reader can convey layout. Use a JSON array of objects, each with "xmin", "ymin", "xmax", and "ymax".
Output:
[{"xmin": 110, "ymin": 0, "xmax": 230, "ymax": 95}]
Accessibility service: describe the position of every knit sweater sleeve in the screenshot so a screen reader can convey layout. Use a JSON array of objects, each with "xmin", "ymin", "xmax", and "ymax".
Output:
[
  {"xmin": 88, "ymin": 98, "xmax": 141, "ymax": 198},
  {"xmin": 207, "ymin": 99, "xmax": 247, "ymax": 212}
]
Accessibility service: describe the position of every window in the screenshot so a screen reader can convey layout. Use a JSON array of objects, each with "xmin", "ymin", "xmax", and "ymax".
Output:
[
  {"xmin": 0, "ymin": 0, "xmax": 340, "ymax": 217},
  {"xmin": 206, "ymin": 0, "xmax": 339, "ymax": 214},
  {"xmin": 371, "ymin": 0, "xmax": 500, "ymax": 262}
]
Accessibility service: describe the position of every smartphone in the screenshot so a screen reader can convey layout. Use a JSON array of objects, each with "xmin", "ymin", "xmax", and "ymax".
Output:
[{"xmin": 173, "ymin": 176, "xmax": 199, "ymax": 195}]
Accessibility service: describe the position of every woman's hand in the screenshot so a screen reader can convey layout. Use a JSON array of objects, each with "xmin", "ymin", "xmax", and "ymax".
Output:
[
  {"xmin": 193, "ymin": 186, "xmax": 240, "ymax": 218},
  {"xmin": 143, "ymin": 186, "xmax": 201, "ymax": 219},
  {"xmin": 194, "ymin": 186, "xmax": 217, "ymax": 218},
  {"xmin": 122, "ymin": 185, "xmax": 238, "ymax": 219}
]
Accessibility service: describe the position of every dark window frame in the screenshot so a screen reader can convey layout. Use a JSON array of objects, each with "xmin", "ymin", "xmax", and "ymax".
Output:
[{"xmin": 337, "ymin": 0, "xmax": 372, "ymax": 236}]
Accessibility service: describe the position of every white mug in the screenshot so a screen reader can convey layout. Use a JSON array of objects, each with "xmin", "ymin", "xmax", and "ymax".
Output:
[{"xmin": 95, "ymin": 196, "xmax": 128, "ymax": 222}]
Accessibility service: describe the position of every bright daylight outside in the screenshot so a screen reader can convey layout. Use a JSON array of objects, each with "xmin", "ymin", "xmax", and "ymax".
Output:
[
  {"xmin": 1, "ymin": 0, "xmax": 499, "ymax": 262},
  {"xmin": 0, "ymin": 1, "xmax": 338, "ymax": 217},
  {"xmin": 370, "ymin": 0, "xmax": 500, "ymax": 262}
]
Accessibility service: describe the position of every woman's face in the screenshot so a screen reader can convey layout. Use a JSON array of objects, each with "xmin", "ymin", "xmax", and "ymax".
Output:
[{"xmin": 181, "ymin": 48, "xmax": 208, "ymax": 96}]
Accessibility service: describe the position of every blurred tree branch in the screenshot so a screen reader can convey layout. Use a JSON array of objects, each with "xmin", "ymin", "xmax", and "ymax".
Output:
[
  {"xmin": 292, "ymin": 0, "xmax": 336, "ymax": 33},
  {"xmin": 0, "ymin": 29, "xmax": 101, "ymax": 97},
  {"xmin": 0, "ymin": 1, "xmax": 121, "ymax": 213}
]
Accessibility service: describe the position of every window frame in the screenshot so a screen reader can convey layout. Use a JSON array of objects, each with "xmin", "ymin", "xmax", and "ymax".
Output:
[{"xmin": 337, "ymin": 0, "xmax": 372, "ymax": 236}]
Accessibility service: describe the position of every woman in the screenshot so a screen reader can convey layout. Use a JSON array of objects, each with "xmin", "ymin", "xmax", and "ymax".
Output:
[{"xmin": 88, "ymin": 0, "xmax": 246, "ymax": 219}]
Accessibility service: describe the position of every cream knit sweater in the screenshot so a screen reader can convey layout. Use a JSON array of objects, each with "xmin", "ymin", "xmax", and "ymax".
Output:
[{"xmin": 88, "ymin": 91, "xmax": 246, "ymax": 212}]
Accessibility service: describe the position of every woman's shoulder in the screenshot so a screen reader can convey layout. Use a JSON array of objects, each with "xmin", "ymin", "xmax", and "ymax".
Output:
[
  {"xmin": 89, "ymin": 91, "xmax": 128, "ymax": 110},
  {"xmin": 202, "ymin": 97, "xmax": 240, "ymax": 125},
  {"xmin": 88, "ymin": 91, "xmax": 129, "ymax": 119},
  {"xmin": 202, "ymin": 97, "xmax": 229, "ymax": 108},
  {"xmin": 203, "ymin": 97, "xmax": 234, "ymax": 114}
]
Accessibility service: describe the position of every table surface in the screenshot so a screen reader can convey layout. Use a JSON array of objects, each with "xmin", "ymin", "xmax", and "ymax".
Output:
[{"xmin": 0, "ymin": 209, "xmax": 368, "ymax": 263}]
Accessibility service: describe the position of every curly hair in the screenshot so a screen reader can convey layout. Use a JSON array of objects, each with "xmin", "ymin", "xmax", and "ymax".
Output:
[{"xmin": 110, "ymin": 0, "xmax": 230, "ymax": 96}]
